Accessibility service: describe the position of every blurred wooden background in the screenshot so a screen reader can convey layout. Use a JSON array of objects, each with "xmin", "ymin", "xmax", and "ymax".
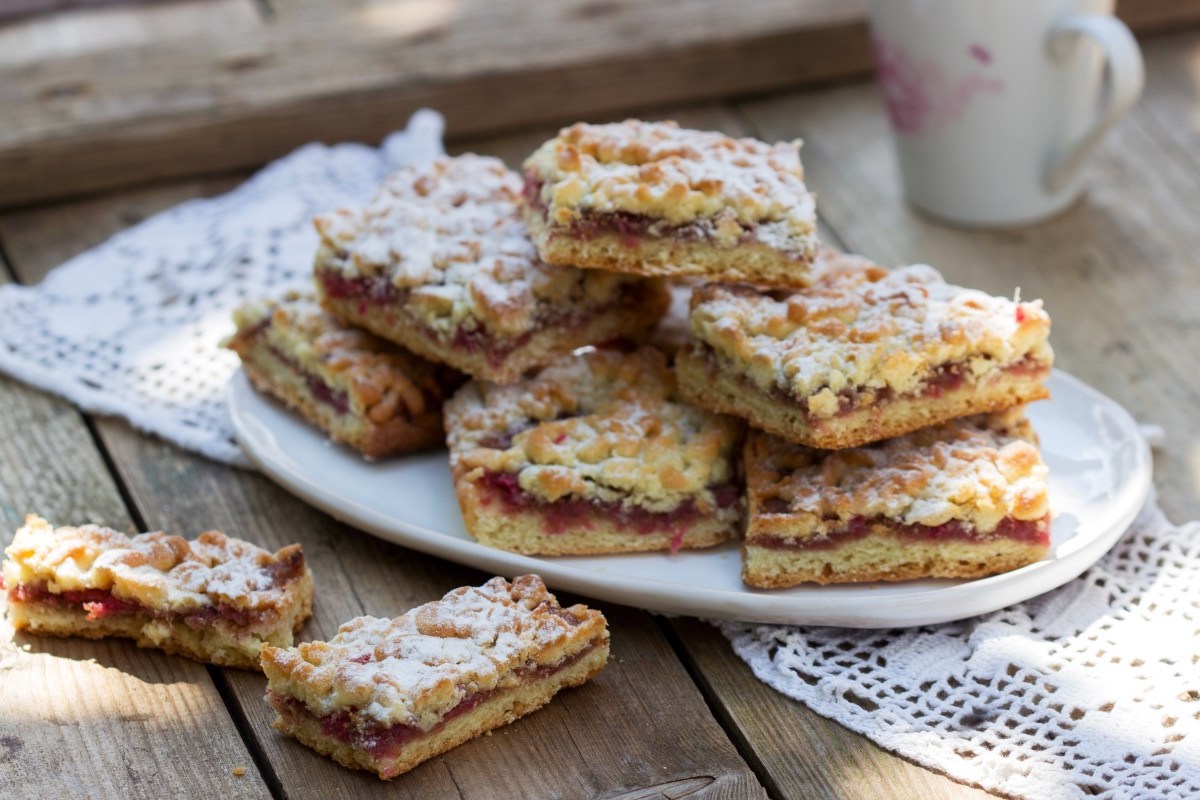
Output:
[{"xmin": 3, "ymin": 0, "xmax": 1200, "ymax": 207}]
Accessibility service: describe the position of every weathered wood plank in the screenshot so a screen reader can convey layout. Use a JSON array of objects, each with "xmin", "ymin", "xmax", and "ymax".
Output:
[
  {"xmin": 0, "ymin": 257, "xmax": 270, "ymax": 799},
  {"xmin": 4, "ymin": 0, "xmax": 1199, "ymax": 208},
  {"xmin": 670, "ymin": 619, "xmax": 998, "ymax": 800},
  {"xmin": 0, "ymin": 0, "xmax": 261, "ymax": 67},
  {"xmin": 738, "ymin": 75, "xmax": 1200, "ymax": 523},
  {"xmin": 0, "ymin": 0, "xmax": 870, "ymax": 207},
  {"xmin": 0, "ymin": 172, "xmax": 767, "ymax": 798}
]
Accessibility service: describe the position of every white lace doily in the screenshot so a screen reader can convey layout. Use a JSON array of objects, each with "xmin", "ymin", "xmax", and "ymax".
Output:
[
  {"xmin": 722, "ymin": 497, "xmax": 1200, "ymax": 800},
  {"xmin": 1, "ymin": 111, "xmax": 1195, "ymax": 800},
  {"xmin": 0, "ymin": 110, "xmax": 445, "ymax": 466}
]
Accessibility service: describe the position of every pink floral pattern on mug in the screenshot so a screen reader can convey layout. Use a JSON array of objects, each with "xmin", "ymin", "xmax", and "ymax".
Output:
[{"xmin": 873, "ymin": 38, "xmax": 1006, "ymax": 135}]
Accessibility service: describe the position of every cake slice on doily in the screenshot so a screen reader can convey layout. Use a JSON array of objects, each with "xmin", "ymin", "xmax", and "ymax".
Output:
[
  {"xmin": 262, "ymin": 575, "xmax": 608, "ymax": 779},
  {"xmin": 445, "ymin": 346, "xmax": 743, "ymax": 556},
  {"xmin": 3, "ymin": 515, "xmax": 314, "ymax": 669},
  {"xmin": 224, "ymin": 292, "xmax": 461, "ymax": 458},
  {"xmin": 741, "ymin": 409, "xmax": 1052, "ymax": 588},
  {"xmin": 313, "ymin": 154, "xmax": 668, "ymax": 384},
  {"xmin": 522, "ymin": 120, "xmax": 819, "ymax": 286},
  {"xmin": 677, "ymin": 251, "xmax": 1054, "ymax": 450}
]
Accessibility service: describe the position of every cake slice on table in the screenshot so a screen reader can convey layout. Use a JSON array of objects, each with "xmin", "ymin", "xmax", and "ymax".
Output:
[
  {"xmin": 262, "ymin": 575, "xmax": 608, "ymax": 780},
  {"xmin": 445, "ymin": 346, "xmax": 743, "ymax": 556},
  {"xmin": 741, "ymin": 410, "xmax": 1052, "ymax": 588},
  {"xmin": 224, "ymin": 292, "xmax": 462, "ymax": 459},
  {"xmin": 677, "ymin": 251, "xmax": 1053, "ymax": 450},
  {"xmin": 522, "ymin": 120, "xmax": 819, "ymax": 286},
  {"xmin": 2, "ymin": 515, "xmax": 313, "ymax": 669},
  {"xmin": 312, "ymin": 154, "xmax": 669, "ymax": 384}
]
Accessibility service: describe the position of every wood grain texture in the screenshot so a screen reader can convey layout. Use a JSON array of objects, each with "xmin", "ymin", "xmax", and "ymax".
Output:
[
  {"xmin": 0, "ymin": 166, "xmax": 767, "ymax": 798},
  {"xmin": 0, "ymin": 259, "xmax": 269, "ymax": 799},
  {"xmin": 669, "ymin": 619, "xmax": 998, "ymax": 800},
  {"xmin": 0, "ymin": 0, "xmax": 871, "ymax": 207}
]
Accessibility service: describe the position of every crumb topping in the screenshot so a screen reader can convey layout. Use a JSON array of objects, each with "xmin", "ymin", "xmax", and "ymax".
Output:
[
  {"xmin": 524, "ymin": 120, "xmax": 818, "ymax": 242},
  {"xmin": 260, "ymin": 575, "xmax": 607, "ymax": 729},
  {"xmin": 2, "ymin": 515, "xmax": 308, "ymax": 614},
  {"xmin": 746, "ymin": 410, "xmax": 1050, "ymax": 537},
  {"xmin": 689, "ymin": 251, "xmax": 1053, "ymax": 414},
  {"xmin": 445, "ymin": 347, "xmax": 742, "ymax": 512},
  {"xmin": 313, "ymin": 155, "xmax": 648, "ymax": 336},
  {"xmin": 226, "ymin": 292, "xmax": 459, "ymax": 424}
]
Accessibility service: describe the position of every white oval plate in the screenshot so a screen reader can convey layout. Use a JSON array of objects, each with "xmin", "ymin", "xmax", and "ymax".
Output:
[{"xmin": 228, "ymin": 369, "xmax": 1151, "ymax": 627}]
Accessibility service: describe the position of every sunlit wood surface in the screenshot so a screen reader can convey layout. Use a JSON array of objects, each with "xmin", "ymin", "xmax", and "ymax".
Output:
[{"xmin": 2, "ymin": 19, "xmax": 1199, "ymax": 800}]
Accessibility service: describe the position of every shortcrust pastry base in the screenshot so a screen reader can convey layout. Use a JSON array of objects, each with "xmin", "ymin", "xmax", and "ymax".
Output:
[
  {"xmin": 526, "ymin": 213, "xmax": 813, "ymax": 288},
  {"xmin": 676, "ymin": 346, "xmax": 1050, "ymax": 450},
  {"xmin": 269, "ymin": 642, "xmax": 609, "ymax": 779},
  {"xmin": 455, "ymin": 477, "xmax": 738, "ymax": 556},
  {"xmin": 6, "ymin": 579, "xmax": 313, "ymax": 671},
  {"xmin": 316, "ymin": 283, "xmax": 668, "ymax": 385},
  {"xmin": 240, "ymin": 340, "xmax": 444, "ymax": 458},
  {"xmin": 742, "ymin": 535, "xmax": 1049, "ymax": 588}
]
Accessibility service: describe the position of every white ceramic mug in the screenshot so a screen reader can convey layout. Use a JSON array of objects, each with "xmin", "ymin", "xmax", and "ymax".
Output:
[{"xmin": 866, "ymin": 0, "xmax": 1144, "ymax": 227}]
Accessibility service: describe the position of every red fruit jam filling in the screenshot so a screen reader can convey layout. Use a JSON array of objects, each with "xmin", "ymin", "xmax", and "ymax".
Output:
[
  {"xmin": 751, "ymin": 515, "xmax": 1051, "ymax": 551},
  {"xmin": 696, "ymin": 344, "xmax": 1050, "ymax": 425},
  {"xmin": 522, "ymin": 174, "xmax": 807, "ymax": 256},
  {"xmin": 267, "ymin": 642, "xmax": 601, "ymax": 778},
  {"xmin": 262, "ymin": 340, "xmax": 352, "ymax": 416},
  {"xmin": 8, "ymin": 583, "xmax": 270, "ymax": 628},
  {"xmin": 317, "ymin": 266, "xmax": 655, "ymax": 368},
  {"xmin": 476, "ymin": 470, "xmax": 740, "ymax": 550}
]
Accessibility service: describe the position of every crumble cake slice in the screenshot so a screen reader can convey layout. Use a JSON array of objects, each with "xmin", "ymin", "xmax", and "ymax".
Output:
[
  {"xmin": 522, "ymin": 120, "xmax": 819, "ymax": 286},
  {"xmin": 224, "ymin": 292, "xmax": 462, "ymax": 459},
  {"xmin": 677, "ymin": 252, "xmax": 1054, "ymax": 449},
  {"xmin": 742, "ymin": 410, "xmax": 1052, "ymax": 588},
  {"xmin": 262, "ymin": 575, "xmax": 608, "ymax": 779},
  {"xmin": 3, "ymin": 515, "xmax": 314, "ymax": 669},
  {"xmin": 313, "ymin": 154, "xmax": 669, "ymax": 384},
  {"xmin": 445, "ymin": 346, "xmax": 743, "ymax": 556}
]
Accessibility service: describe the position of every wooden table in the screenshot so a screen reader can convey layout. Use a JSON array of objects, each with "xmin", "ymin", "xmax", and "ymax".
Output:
[{"xmin": 3, "ymin": 21, "xmax": 1200, "ymax": 800}]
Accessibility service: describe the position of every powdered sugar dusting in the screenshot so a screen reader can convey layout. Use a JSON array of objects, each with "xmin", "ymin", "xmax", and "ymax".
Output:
[
  {"xmin": 525, "ymin": 120, "xmax": 817, "ymax": 237},
  {"xmin": 263, "ymin": 575, "xmax": 606, "ymax": 728},
  {"xmin": 690, "ymin": 252, "xmax": 1053, "ymax": 402},
  {"xmin": 314, "ymin": 155, "xmax": 637, "ymax": 336},
  {"xmin": 445, "ymin": 347, "xmax": 741, "ymax": 512},
  {"xmin": 2, "ymin": 515, "xmax": 306, "ymax": 612},
  {"xmin": 747, "ymin": 410, "xmax": 1049, "ymax": 535}
]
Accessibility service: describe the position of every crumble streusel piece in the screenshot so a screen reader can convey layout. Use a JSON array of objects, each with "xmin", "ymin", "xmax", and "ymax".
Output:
[
  {"xmin": 445, "ymin": 347, "xmax": 743, "ymax": 556},
  {"xmin": 262, "ymin": 575, "xmax": 608, "ymax": 779},
  {"xmin": 3, "ymin": 515, "xmax": 314, "ymax": 669},
  {"xmin": 677, "ymin": 251, "xmax": 1054, "ymax": 450},
  {"xmin": 312, "ymin": 154, "xmax": 669, "ymax": 384},
  {"xmin": 522, "ymin": 120, "xmax": 819, "ymax": 286},
  {"xmin": 224, "ymin": 292, "xmax": 462, "ymax": 459},
  {"xmin": 742, "ymin": 410, "xmax": 1052, "ymax": 588}
]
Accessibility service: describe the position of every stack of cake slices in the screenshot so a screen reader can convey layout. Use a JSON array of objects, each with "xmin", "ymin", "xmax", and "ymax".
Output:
[{"xmin": 227, "ymin": 118, "xmax": 1055, "ymax": 589}]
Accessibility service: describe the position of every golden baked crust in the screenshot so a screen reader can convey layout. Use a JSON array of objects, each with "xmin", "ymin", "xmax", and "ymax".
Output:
[
  {"xmin": 688, "ymin": 251, "xmax": 1054, "ymax": 412},
  {"xmin": 224, "ymin": 292, "xmax": 459, "ymax": 456},
  {"xmin": 4, "ymin": 515, "xmax": 310, "ymax": 614},
  {"xmin": 444, "ymin": 347, "xmax": 742, "ymax": 514},
  {"xmin": 313, "ymin": 154, "xmax": 660, "ymax": 341},
  {"xmin": 261, "ymin": 575, "xmax": 607, "ymax": 730},
  {"xmin": 744, "ymin": 410, "xmax": 1050, "ymax": 541},
  {"xmin": 3, "ymin": 515, "xmax": 314, "ymax": 668},
  {"xmin": 524, "ymin": 120, "xmax": 816, "ymax": 234},
  {"xmin": 522, "ymin": 120, "xmax": 818, "ymax": 283}
]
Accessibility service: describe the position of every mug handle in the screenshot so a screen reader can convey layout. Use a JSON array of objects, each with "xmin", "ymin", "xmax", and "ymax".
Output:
[{"xmin": 1043, "ymin": 13, "xmax": 1144, "ymax": 192}]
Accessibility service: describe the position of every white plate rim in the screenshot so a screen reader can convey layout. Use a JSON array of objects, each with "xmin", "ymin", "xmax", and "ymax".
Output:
[{"xmin": 227, "ymin": 369, "xmax": 1152, "ymax": 627}]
